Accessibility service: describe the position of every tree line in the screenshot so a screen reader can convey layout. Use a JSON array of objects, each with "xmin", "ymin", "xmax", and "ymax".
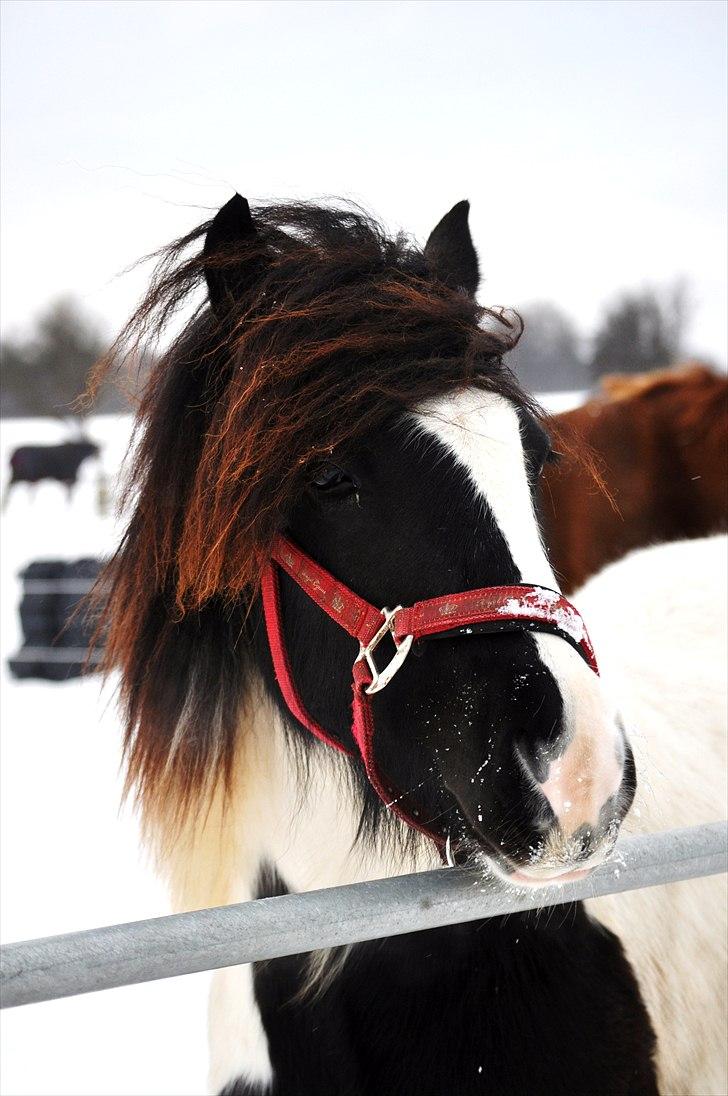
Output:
[
  {"xmin": 513, "ymin": 280, "xmax": 693, "ymax": 392},
  {"xmin": 0, "ymin": 297, "xmax": 148, "ymax": 420},
  {"xmin": 0, "ymin": 281, "xmax": 701, "ymax": 418}
]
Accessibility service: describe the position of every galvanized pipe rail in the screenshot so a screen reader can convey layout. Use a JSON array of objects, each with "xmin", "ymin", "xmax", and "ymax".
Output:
[
  {"xmin": 8, "ymin": 646, "xmax": 104, "ymax": 664},
  {"xmin": 2, "ymin": 822, "xmax": 726, "ymax": 1009}
]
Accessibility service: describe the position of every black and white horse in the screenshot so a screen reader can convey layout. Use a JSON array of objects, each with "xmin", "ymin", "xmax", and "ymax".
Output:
[{"xmin": 98, "ymin": 195, "xmax": 722, "ymax": 1095}]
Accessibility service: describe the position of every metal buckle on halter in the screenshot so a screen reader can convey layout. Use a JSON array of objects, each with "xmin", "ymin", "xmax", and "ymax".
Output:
[{"xmin": 355, "ymin": 606, "xmax": 414, "ymax": 695}]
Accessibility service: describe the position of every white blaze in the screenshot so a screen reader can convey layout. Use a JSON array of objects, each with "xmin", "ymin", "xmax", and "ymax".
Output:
[
  {"xmin": 414, "ymin": 389, "xmax": 625, "ymax": 842},
  {"xmin": 414, "ymin": 389, "xmax": 556, "ymax": 587}
]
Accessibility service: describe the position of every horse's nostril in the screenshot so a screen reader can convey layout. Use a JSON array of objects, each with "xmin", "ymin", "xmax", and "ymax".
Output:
[
  {"xmin": 571, "ymin": 824, "xmax": 595, "ymax": 860},
  {"xmin": 515, "ymin": 741, "xmax": 551, "ymax": 785}
]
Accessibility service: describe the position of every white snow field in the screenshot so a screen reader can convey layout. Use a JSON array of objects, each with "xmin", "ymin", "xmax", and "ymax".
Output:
[
  {"xmin": 0, "ymin": 417, "xmax": 209, "ymax": 1096},
  {"xmin": 0, "ymin": 396, "xmax": 584, "ymax": 1096}
]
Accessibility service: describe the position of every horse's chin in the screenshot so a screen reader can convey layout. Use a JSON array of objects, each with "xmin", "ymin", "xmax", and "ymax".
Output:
[
  {"xmin": 490, "ymin": 857, "xmax": 596, "ymax": 888},
  {"xmin": 454, "ymin": 819, "xmax": 615, "ymax": 889},
  {"xmin": 476, "ymin": 843, "xmax": 615, "ymax": 889}
]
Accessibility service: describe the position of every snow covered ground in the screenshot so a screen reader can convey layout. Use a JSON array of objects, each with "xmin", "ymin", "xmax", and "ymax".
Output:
[
  {"xmin": 0, "ymin": 395, "xmax": 585, "ymax": 1096},
  {"xmin": 0, "ymin": 416, "xmax": 209, "ymax": 1096}
]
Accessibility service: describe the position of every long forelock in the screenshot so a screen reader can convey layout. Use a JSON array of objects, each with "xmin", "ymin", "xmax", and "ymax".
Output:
[{"xmin": 93, "ymin": 199, "xmax": 528, "ymax": 823}]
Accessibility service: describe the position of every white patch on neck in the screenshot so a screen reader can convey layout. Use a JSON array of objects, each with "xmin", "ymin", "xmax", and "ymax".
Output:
[
  {"xmin": 208, "ymin": 965, "xmax": 273, "ymax": 1094},
  {"xmin": 413, "ymin": 389, "xmax": 556, "ymax": 587},
  {"xmin": 155, "ymin": 686, "xmax": 437, "ymax": 1094}
]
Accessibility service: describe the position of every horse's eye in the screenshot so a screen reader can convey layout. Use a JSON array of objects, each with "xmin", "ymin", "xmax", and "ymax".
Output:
[
  {"xmin": 311, "ymin": 463, "xmax": 356, "ymax": 494},
  {"xmin": 545, "ymin": 449, "xmax": 562, "ymax": 465}
]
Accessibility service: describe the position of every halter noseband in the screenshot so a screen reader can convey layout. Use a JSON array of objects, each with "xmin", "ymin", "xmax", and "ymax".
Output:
[{"xmin": 262, "ymin": 534, "xmax": 598, "ymax": 848}]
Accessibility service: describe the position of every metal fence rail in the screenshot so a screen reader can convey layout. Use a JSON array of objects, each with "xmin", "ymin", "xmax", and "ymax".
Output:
[
  {"xmin": 9, "ymin": 647, "xmax": 104, "ymax": 664},
  {"xmin": 2, "ymin": 822, "xmax": 725, "ymax": 1010}
]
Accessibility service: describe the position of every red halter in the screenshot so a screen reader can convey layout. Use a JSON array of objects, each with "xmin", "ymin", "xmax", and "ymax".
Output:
[{"xmin": 261, "ymin": 534, "xmax": 598, "ymax": 848}]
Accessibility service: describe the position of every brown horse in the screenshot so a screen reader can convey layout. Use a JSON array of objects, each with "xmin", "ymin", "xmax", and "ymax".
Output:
[{"xmin": 541, "ymin": 364, "xmax": 728, "ymax": 593}]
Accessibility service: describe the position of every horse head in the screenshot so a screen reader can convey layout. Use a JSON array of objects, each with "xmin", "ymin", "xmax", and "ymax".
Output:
[{"xmin": 100, "ymin": 194, "xmax": 634, "ymax": 886}]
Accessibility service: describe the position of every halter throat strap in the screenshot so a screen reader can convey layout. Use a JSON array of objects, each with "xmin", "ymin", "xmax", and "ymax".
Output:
[{"xmin": 261, "ymin": 534, "xmax": 598, "ymax": 847}]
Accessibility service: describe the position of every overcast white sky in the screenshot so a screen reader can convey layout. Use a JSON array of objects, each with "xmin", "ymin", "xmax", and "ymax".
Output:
[{"xmin": 1, "ymin": 0, "xmax": 726, "ymax": 365}]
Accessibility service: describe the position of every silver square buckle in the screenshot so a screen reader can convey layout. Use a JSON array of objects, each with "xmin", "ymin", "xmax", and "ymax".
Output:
[{"xmin": 355, "ymin": 606, "xmax": 414, "ymax": 695}]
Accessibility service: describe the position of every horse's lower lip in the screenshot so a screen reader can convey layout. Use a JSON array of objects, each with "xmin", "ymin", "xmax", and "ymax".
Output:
[
  {"xmin": 454, "ymin": 808, "xmax": 607, "ymax": 885},
  {"xmin": 508, "ymin": 865, "xmax": 593, "ymax": 887}
]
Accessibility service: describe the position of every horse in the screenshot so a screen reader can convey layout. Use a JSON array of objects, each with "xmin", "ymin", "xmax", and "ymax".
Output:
[
  {"xmin": 574, "ymin": 534, "xmax": 728, "ymax": 1096},
  {"xmin": 5, "ymin": 439, "xmax": 100, "ymax": 504},
  {"xmin": 541, "ymin": 365, "xmax": 728, "ymax": 593},
  {"xmin": 94, "ymin": 194, "xmax": 662, "ymax": 1095}
]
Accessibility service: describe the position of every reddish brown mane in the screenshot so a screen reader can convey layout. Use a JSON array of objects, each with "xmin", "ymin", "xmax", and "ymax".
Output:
[
  {"xmin": 91, "ymin": 201, "xmax": 527, "ymax": 821},
  {"xmin": 542, "ymin": 364, "xmax": 728, "ymax": 592}
]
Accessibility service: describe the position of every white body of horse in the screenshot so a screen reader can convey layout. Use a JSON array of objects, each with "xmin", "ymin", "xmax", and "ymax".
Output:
[{"xmin": 576, "ymin": 535, "xmax": 728, "ymax": 1096}]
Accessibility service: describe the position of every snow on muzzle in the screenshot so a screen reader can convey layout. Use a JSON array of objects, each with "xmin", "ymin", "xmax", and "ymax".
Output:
[{"xmin": 512, "ymin": 633, "xmax": 632, "ymax": 883}]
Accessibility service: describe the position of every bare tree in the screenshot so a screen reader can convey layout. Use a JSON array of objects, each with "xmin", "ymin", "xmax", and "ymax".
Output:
[
  {"xmin": 590, "ymin": 281, "xmax": 690, "ymax": 379},
  {"xmin": 510, "ymin": 301, "xmax": 588, "ymax": 392}
]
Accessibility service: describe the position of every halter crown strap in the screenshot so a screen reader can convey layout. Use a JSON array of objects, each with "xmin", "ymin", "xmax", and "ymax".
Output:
[{"xmin": 262, "ymin": 533, "xmax": 599, "ymax": 847}]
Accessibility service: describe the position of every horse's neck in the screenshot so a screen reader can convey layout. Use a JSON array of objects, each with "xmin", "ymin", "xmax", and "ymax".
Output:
[{"xmin": 155, "ymin": 681, "xmax": 438, "ymax": 915}]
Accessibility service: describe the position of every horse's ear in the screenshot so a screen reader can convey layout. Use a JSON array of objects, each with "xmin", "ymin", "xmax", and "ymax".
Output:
[
  {"xmin": 424, "ymin": 200, "xmax": 480, "ymax": 297},
  {"xmin": 203, "ymin": 193, "xmax": 259, "ymax": 318}
]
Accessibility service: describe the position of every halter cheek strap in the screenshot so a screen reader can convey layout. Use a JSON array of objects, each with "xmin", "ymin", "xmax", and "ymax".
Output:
[{"xmin": 261, "ymin": 534, "xmax": 599, "ymax": 847}]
